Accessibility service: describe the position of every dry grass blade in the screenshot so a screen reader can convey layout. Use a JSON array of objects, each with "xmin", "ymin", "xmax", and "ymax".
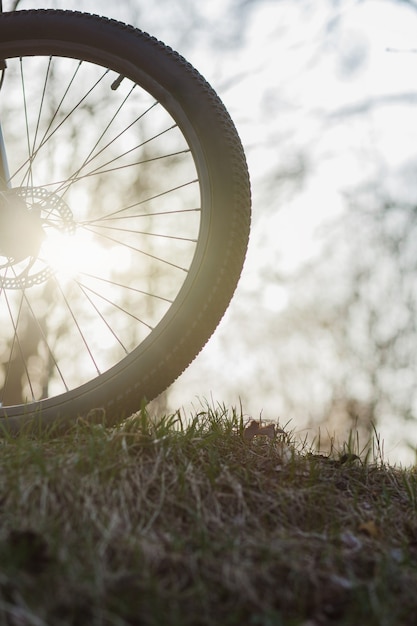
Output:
[{"xmin": 0, "ymin": 404, "xmax": 415, "ymax": 625}]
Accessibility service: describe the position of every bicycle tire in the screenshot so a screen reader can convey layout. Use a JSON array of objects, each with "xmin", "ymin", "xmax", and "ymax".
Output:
[{"xmin": 0, "ymin": 9, "xmax": 250, "ymax": 432}]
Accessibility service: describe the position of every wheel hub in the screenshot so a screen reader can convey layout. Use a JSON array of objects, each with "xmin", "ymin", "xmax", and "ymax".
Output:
[{"xmin": 0, "ymin": 187, "xmax": 76, "ymax": 289}]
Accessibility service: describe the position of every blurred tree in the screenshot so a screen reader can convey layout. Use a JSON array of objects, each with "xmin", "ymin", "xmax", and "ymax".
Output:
[
  {"xmin": 163, "ymin": 0, "xmax": 417, "ymax": 459},
  {"xmin": 3, "ymin": 0, "xmax": 417, "ymax": 460}
]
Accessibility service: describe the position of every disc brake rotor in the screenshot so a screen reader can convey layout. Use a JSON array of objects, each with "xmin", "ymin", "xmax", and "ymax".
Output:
[{"xmin": 0, "ymin": 187, "xmax": 75, "ymax": 290}]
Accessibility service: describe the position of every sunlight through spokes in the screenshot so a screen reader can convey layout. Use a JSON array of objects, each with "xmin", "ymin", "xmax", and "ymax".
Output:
[{"xmin": 40, "ymin": 227, "xmax": 112, "ymax": 279}]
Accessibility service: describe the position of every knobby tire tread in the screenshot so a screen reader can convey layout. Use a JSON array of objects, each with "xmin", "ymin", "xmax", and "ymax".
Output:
[{"xmin": 0, "ymin": 9, "xmax": 251, "ymax": 431}]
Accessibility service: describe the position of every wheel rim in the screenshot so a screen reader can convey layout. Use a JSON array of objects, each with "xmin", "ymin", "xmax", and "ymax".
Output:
[{"xmin": 0, "ymin": 52, "xmax": 206, "ymax": 408}]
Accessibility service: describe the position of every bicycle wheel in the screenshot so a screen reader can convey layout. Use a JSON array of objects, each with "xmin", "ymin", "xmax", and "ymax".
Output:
[{"xmin": 0, "ymin": 10, "xmax": 250, "ymax": 432}]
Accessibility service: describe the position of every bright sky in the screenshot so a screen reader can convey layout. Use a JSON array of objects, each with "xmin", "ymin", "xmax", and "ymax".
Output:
[{"xmin": 8, "ymin": 0, "xmax": 417, "ymax": 463}]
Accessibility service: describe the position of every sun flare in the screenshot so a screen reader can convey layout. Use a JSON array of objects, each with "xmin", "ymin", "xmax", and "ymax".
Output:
[{"xmin": 41, "ymin": 227, "xmax": 107, "ymax": 279}]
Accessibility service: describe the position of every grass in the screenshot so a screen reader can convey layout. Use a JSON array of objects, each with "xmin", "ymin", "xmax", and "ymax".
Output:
[{"xmin": 0, "ymin": 404, "xmax": 416, "ymax": 625}]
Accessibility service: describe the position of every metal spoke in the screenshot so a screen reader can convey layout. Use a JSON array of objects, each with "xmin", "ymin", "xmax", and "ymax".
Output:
[
  {"xmin": 76, "ymin": 271, "xmax": 173, "ymax": 304},
  {"xmin": 84, "ymin": 207, "xmax": 200, "ymax": 224},
  {"xmin": 18, "ymin": 288, "xmax": 69, "ymax": 393},
  {"xmin": 0, "ymin": 46, "xmax": 201, "ymax": 405},
  {"xmin": 19, "ymin": 57, "xmax": 33, "ymax": 188},
  {"xmin": 74, "ymin": 279, "xmax": 154, "ymax": 330},
  {"xmin": 89, "ymin": 179, "xmax": 199, "ymax": 222},
  {"xmin": 62, "ymin": 83, "xmax": 138, "ymax": 186},
  {"xmin": 82, "ymin": 223, "xmax": 197, "ymax": 243},
  {"xmin": 31, "ymin": 56, "xmax": 53, "ymax": 160},
  {"xmin": 81, "ymin": 225, "xmax": 189, "ymax": 272},
  {"xmin": 41, "ymin": 149, "xmax": 191, "ymax": 190},
  {"xmin": 75, "ymin": 282, "xmax": 129, "ymax": 355},
  {"xmin": 56, "ymin": 123, "xmax": 178, "ymax": 196},
  {"xmin": 1, "ymin": 285, "xmax": 37, "ymax": 401},
  {"xmin": 54, "ymin": 278, "xmax": 101, "ymax": 377},
  {"xmin": 11, "ymin": 62, "xmax": 109, "ymax": 185}
]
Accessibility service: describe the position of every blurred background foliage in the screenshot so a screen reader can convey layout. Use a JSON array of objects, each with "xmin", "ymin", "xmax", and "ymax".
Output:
[{"xmin": 6, "ymin": 0, "xmax": 417, "ymax": 463}]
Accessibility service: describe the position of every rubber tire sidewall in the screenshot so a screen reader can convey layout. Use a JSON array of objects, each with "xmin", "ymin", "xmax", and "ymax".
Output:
[{"xmin": 0, "ymin": 10, "xmax": 251, "ymax": 424}]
